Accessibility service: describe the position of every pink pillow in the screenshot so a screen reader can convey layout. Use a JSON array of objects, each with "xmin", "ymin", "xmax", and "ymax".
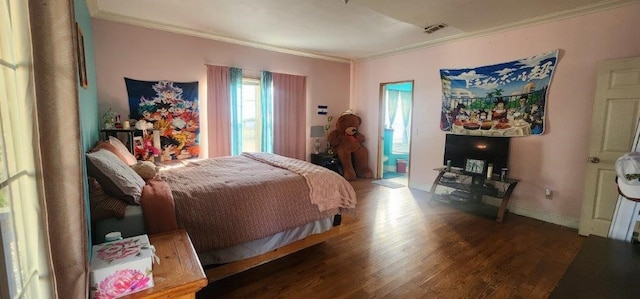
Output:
[
  {"xmin": 107, "ymin": 136, "xmax": 137, "ymax": 166},
  {"xmin": 91, "ymin": 141, "xmax": 129, "ymax": 165}
]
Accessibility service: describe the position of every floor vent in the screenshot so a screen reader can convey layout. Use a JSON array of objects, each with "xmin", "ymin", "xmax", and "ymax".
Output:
[{"xmin": 424, "ymin": 23, "xmax": 448, "ymax": 34}]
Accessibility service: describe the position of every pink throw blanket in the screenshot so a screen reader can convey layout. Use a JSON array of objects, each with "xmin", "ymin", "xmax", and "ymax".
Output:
[{"xmin": 242, "ymin": 152, "xmax": 356, "ymax": 213}]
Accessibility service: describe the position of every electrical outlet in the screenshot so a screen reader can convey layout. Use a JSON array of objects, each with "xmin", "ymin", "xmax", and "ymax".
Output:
[{"xmin": 545, "ymin": 188, "xmax": 552, "ymax": 200}]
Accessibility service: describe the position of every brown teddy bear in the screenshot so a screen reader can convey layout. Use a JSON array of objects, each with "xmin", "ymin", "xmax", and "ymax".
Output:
[{"xmin": 327, "ymin": 110, "xmax": 373, "ymax": 181}]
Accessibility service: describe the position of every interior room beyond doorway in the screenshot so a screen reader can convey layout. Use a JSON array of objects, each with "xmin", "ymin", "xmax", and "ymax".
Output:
[{"xmin": 380, "ymin": 81, "xmax": 413, "ymax": 184}]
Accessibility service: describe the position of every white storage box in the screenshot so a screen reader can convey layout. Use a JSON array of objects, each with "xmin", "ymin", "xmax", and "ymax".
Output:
[{"xmin": 90, "ymin": 234, "xmax": 154, "ymax": 298}]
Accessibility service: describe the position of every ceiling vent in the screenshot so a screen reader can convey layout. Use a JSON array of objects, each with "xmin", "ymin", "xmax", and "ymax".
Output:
[{"xmin": 424, "ymin": 23, "xmax": 448, "ymax": 34}]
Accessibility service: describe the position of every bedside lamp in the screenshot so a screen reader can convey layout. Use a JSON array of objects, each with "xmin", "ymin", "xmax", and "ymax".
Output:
[{"xmin": 310, "ymin": 125, "xmax": 325, "ymax": 154}]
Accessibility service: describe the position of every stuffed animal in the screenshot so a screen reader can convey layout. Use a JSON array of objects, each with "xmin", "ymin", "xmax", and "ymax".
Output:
[
  {"xmin": 134, "ymin": 136, "xmax": 160, "ymax": 161},
  {"xmin": 130, "ymin": 161, "xmax": 158, "ymax": 180},
  {"xmin": 327, "ymin": 110, "xmax": 373, "ymax": 180}
]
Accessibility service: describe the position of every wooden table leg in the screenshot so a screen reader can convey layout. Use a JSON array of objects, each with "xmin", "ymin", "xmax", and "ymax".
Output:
[
  {"xmin": 430, "ymin": 170, "xmax": 446, "ymax": 198},
  {"xmin": 496, "ymin": 182, "xmax": 518, "ymax": 222},
  {"xmin": 497, "ymin": 198, "xmax": 509, "ymax": 222}
]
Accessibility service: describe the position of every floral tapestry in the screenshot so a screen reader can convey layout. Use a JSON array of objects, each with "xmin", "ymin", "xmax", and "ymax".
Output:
[
  {"xmin": 440, "ymin": 49, "xmax": 558, "ymax": 137},
  {"xmin": 125, "ymin": 78, "xmax": 200, "ymax": 161}
]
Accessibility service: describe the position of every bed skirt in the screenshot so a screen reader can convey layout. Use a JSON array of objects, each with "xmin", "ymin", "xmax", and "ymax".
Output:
[{"xmin": 198, "ymin": 217, "xmax": 334, "ymax": 265}]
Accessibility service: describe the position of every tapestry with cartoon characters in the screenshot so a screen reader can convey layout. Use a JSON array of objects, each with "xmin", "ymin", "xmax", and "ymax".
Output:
[
  {"xmin": 125, "ymin": 78, "xmax": 200, "ymax": 161},
  {"xmin": 440, "ymin": 49, "xmax": 558, "ymax": 137}
]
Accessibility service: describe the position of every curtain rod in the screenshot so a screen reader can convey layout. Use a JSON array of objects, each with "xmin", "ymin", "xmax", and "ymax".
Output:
[
  {"xmin": 203, "ymin": 64, "xmax": 306, "ymax": 77},
  {"xmin": 203, "ymin": 63, "xmax": 264, "ymax": 73}
]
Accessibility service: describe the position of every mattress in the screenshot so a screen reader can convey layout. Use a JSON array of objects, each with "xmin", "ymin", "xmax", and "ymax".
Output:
[
  {"xmin": 198, "ymin": 217, "xmax": 334, "ymax": 265},
  {"xmin": 93, "ymin": 206, "xmax": 335, "ymax": 265}
]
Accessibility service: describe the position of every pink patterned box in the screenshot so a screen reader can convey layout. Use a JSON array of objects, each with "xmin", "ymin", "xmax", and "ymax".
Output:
[{"xmin": 90, "ymin": 234, "xmax": 154, "ymax": 298}]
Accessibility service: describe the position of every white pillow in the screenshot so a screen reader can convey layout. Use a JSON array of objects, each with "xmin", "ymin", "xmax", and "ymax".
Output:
[
  {"xmin": 86, "ymin": 149, "xmax": 146, "ymax": 204},
  {"xmin": 108, "ymin": 136, "xmax": 138, "ymax": 166}
]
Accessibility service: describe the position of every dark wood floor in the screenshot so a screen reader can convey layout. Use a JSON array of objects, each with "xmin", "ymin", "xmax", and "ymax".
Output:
[
  {"xmin": 197, "ymin": 179, "xmax": 585, "ymax": 298},
  {"xmin": 550, "ymin": 235, "xmax": 640, "ymax": 298}
]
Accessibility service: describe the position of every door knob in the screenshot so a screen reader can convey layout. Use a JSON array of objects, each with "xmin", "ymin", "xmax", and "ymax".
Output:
[{"xmin": 588, "ymin": 157, "xmax": 600, "ymax": 163}]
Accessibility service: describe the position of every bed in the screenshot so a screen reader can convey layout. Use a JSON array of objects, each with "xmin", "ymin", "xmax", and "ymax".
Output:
[{"xmin": 89, "ymin": 149, "xmax": 356, "ymax": 282}]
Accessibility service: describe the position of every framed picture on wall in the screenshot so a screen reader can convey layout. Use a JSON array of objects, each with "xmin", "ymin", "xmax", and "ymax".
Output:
[{"xmin": 75, "ymin": 22, "xmax": 88, "ymax": 89}]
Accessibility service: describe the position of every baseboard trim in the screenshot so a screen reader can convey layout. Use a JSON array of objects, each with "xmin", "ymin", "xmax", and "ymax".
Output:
[
  {"xmin": 482, "ymin": 197, "xmax": 580, "ymax": 229},
  {"xmin": 415, "ymin": 185, "xmax": 580, "ymax": 229}
]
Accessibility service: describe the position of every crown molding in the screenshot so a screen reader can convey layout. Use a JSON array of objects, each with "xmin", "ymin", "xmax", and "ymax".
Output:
[
  {"xmin": 87, "ymin": 0, "xmax": 635, "ymax": 63},
  {"xmin": 86, "ymin": 0, "xmax": 100, "ymax": 17},
  {"xmin": 87, "ymin": 1, "xmax": 350, "ymax": 63},
  {"xmin": 355, "ymin": 0, "xmax": 636, "ymax": 62}
]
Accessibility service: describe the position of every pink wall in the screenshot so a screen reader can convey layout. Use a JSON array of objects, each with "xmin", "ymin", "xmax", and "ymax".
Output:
[
  {"xmin": 352, "ymin": 4, "xmax": 640, "ymax": 223},
  {"xmin": 92, "ymin": 19, "xmax": 350, "ymax": 158}
]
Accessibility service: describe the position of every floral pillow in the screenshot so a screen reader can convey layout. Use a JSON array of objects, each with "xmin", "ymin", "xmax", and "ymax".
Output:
[{"xmin": 86, "ymin": 149, "xmax": 145, "ymax": 204}]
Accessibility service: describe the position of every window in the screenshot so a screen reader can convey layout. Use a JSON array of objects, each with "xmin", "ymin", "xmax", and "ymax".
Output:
[
  {"xmin": 0, "ymin": 0, "xmax": 52, "ymax": 297},
  {"xmin": 385, "ymin": 89, "xmax": 411, "ymax": 154},
  {"xmin": 240, "ymin": 78, "xmax": 262, "ymax": 152},
  {"xmin": 390, "ymin": 101, "xmax": 406, "ymax": 145}
]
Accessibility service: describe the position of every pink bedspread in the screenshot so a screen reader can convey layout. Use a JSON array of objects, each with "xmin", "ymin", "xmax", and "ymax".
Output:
[{"xmin": 158, "ymin": 154, "xmax": 356, "ymax": 252}]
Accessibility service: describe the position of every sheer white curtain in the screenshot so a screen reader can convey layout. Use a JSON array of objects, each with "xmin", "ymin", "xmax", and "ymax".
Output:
[
  {"xmin": 399, "ymin": 90, "xmax": 412, "ymax": 143},
  {"xmin": 0, "ymin": 0, "xmax": 58, "ymax": 297},
  {"xmin": 386, "ymin": 89, "xmax": 399, "ymax": 128},
  {"xmin": 272, "ymin": 73, "xmax": 306, "ymax": 160}
]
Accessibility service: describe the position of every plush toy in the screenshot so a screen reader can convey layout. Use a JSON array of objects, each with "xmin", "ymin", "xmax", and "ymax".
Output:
[
  {"xmin": 130, "ymin": 161, "xmax": 158, "ymax": 180},
  {"xmin": 135, "ymin": 119, "xmax": 155, "ymax": 131},
  {"xmin": 327, "ymin": 110, "xmax": 373, "ymax": 180},
  {"xmin": 134, "ymin": 135, "xmax": 160, "ymax": 161}
]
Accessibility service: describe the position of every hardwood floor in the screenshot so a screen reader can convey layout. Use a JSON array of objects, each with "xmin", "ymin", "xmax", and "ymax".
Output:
[{"xmin": 196, "ymin": 179, "xmax": 585, "ymax": 298}]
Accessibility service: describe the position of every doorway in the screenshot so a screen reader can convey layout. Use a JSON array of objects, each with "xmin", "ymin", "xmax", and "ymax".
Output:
[
  {"xmin": 579, "ymin": 56, "xmax": 640, "ymax": 238},
  {"xmin": 378, "ymin": 81, "xmax": 414, "ymax": 185}
]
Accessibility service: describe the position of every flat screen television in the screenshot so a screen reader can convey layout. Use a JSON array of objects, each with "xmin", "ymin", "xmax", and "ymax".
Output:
[{"xmin": 443, "ymin": 134, "xmax": 510, "ymax": 174}]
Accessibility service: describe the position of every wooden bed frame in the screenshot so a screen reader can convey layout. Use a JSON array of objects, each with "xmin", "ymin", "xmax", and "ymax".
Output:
[{"xmin": 204, "ymin": 225, "xmax": 341, "ymax": 282}]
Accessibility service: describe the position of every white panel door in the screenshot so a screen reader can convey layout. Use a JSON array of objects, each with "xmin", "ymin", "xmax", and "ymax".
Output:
[{"xmin": 579, "ymin": 57, "xmax": 640, "ymax": 237}]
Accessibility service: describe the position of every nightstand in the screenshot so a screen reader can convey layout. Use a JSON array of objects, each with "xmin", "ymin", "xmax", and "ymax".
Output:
[
  {"xmin": 122, "ymin": 229, "xmax": 207, "ymax": 298},
  {"xmin": 310, "ymin": 153, "xmax": 342, "ymax": 174}
]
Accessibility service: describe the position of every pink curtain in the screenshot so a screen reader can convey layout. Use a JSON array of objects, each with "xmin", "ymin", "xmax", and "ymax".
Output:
[
  {"xmin": 273, "ymin": 73, "xmax": 307, "ymax": 160},
  {"xmin": 206, "ymin": 65, "xmax": 232, "ymax": 157}
]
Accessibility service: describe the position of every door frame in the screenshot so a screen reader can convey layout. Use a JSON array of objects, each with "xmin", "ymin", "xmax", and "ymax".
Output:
[
  {"xmin": 578, "ymin": 56, "xmax": 640, "ymax": 237},
  {"xmin": 377, "ymin": 80, "xmax": 415, "ymax": 180}
]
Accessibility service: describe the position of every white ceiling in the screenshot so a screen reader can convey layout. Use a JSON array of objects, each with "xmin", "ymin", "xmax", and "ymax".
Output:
[{"xmin": 88, "ymin": 0, "xmax": 636, "ymax": 62}]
